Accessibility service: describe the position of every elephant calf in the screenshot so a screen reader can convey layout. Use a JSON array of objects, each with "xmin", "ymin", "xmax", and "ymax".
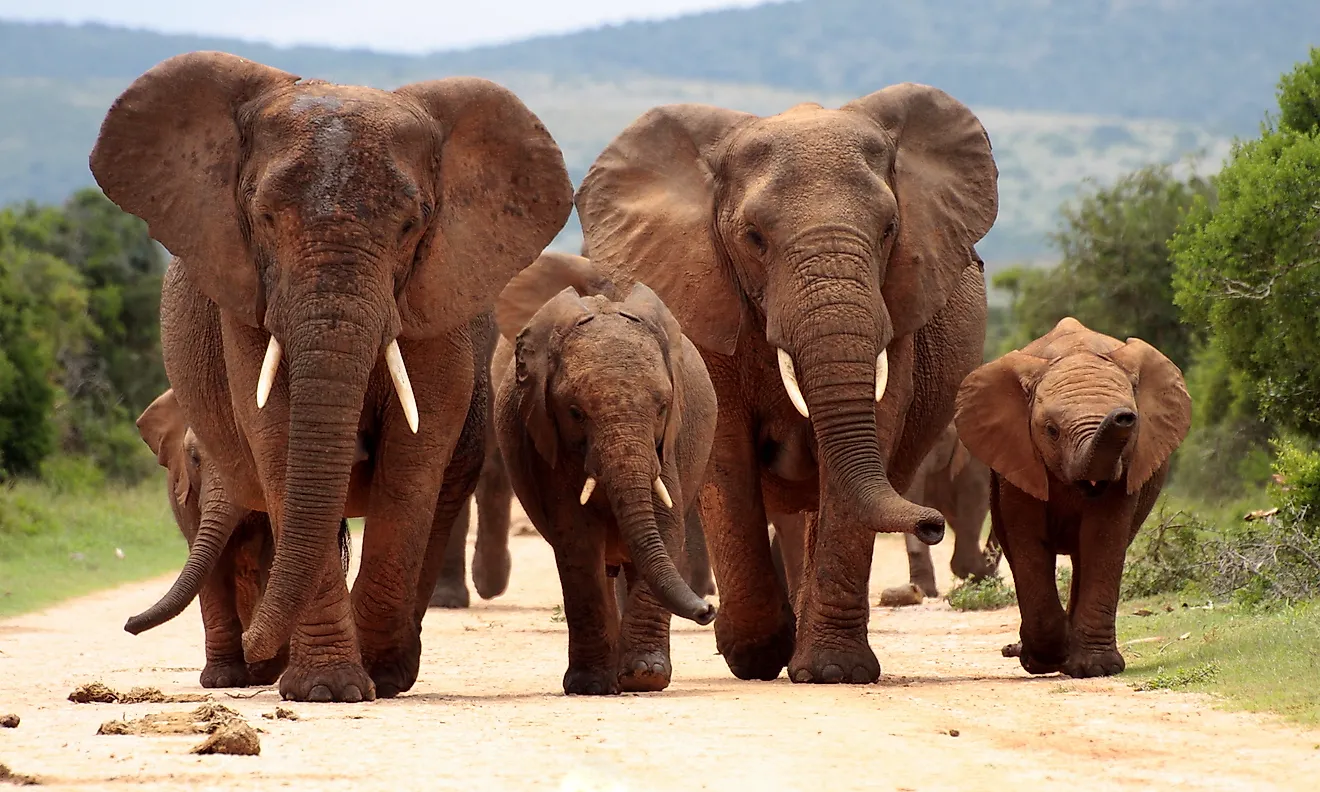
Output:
[
  {"xmin": 495, "ymin": 253, "xmax": 718, "ymax": 695},
  {"xmin": 135, "ymin": 390, "xmax": 351, "ymax": 688},
  {"xmin": 955, "ymin": 318, "xmax": 1190, "ymax": 678}
]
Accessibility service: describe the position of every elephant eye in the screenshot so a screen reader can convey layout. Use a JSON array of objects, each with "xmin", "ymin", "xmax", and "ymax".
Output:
[
  {"xmin": 1045, "ymin": 423, "xmax": 1060, "ymax": 441},
  {"xmin": 746, "ymin": 227, "xmax": 767, "ymax": 255},
  {"xmin": 568, "ymin": 405, "xmax": 586, "ymax": 423}
]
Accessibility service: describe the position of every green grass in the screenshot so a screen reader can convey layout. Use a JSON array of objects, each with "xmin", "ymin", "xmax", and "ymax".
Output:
[
  {"xmin": 947, "ymin": 576, "xmax": 1018, "ymax": 611},
  {"xmin": 1117, "ymin": 597, "xmax": 1320, "ymax": 725},
  {"xmin": 0, "ymin": 474, "xmax": 185, "ymax": 618}
]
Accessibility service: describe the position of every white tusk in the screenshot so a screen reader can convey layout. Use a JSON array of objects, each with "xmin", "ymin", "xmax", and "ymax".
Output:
[
  {"xmin": 875, "ymin": 348, "xmax": 890, "ymax": 403},
  {"xmin": 777, "ymin": 348, "xmax": 810, "ymax": 418},
  {"xmin": 385, "ymin": 340, "xmax": 420, "ymax": 434},
  {"xmin": 579, "ymin": 476, "xmax": 597, "ymax": 506},
  {"xmin": 653, "ymin": 477, "xmax": 673, "ymax": 509},
  {"xmin": 256, "ymin": 336, "xmax": 282, "ymax": 409},
  {"xmin": 1089, "ymin": 480, "xmax": 1097, "ymax": 486}
]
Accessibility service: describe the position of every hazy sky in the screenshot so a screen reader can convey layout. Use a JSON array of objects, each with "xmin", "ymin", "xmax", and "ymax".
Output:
[{"xmin": 0, "ymin": 1, "xmax": 773, "ymax": 53}]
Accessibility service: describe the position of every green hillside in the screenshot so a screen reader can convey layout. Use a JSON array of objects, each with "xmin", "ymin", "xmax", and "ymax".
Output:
[{"xmin": 1, "ymin": 1, "xmax": 1310, "ymax": 263}]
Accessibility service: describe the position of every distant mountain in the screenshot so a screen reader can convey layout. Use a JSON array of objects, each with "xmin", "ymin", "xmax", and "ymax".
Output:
[{"xmin": 0, "ymin": 2, "xmax": 1310, "ymax": 264}]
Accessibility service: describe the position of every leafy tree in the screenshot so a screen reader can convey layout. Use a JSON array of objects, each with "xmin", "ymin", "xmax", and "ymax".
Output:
[
  {"xmin": 1173, "ymin": 48, "xmax": 1320, "ymax": 440},
  {"xmin": 992, "ymin": 163, "xmax": 1213, "ymax": 368}
]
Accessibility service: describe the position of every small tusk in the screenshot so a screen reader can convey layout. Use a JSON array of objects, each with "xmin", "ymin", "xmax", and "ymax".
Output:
[
  {"xmin": 1089, "ymin": 481, "xmax": 1097, "ymax": 486},
  {"xmin": 776, "ymin": 348, "xmax": 810, "ymax": 418},
  {"xmin": 579, "ymin": 476, "xmax": 597, "ymax": 505},
  {"xmin": 653, "ymin": 477, "xmax": 673, "ymax": 509},
  {"xmin": 385, "ymin": 340, "xmax": 420, "ymax": 434},
  {"xmin": 256, "ymin": 336, "xmax": 282, "ymax": 409},
  {"xmin": 875, "ymin": 348, "xmax": 889, "ymax": 403}
]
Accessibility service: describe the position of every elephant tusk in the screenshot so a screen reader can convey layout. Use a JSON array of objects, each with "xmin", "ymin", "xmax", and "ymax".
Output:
[
  {"xmin": 579, "ymin": 476, "xmax": 597, "ymax": 505},
  {"xmin": 385, "ymin": 340, "xmax": 420, "ymax": 434},
  {"xmin": 256, "ymin": 336, "xmax": 282, "ymax": 409},
  {"xmin": 777, "ymin": 348, "xmax": 810, "ymax": 418},
  {"xmin": 653, "ymin": 477, "xmax": 674, "ymax": 509},
  {"xmin": 875, "ymin": 348, "xmax": 890, "ymax": 403}
]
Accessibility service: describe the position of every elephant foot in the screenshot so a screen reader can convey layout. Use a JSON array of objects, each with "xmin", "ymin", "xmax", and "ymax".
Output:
[
  {"xmin": 911, "ymin": 573, "xmax": 939, "ymax": 599},
  {"xmin": 472, "ymin": 547, "xmax": 512, "ymax": 600},
  {"xmin": 563, "ymin": 666, "xmax": 620, "ymax": 696},
  {"xmin": 1063, "ymin": 648, "xmax": 1125, "ymax": 678},
  {"xmin": 1006, "ymin": 640, "xmax": 1068, "ymax": 675},
  {"xmin": 200, "ymin": 660, "xmax": 252, "ymax": 689},
  {"xmin": 788, "ymin": 638, "xmax": 881, "ymax": 684},
  {"xmin": 429, "ymin": 579, "xmax": 471, "ymax": 609},
  {"xmin": 279, "ymin": 660, "xmax": 376, "ymax": 703},
  {"xmin": 362, "ymin": 631, "xmax": 423, "ymax": 699},
  {"xmin": 717, "ymin": 618, "xmax": 795, "ymax": 681},
  {"xmin": 246, "ymin": 645, "xmax": 290, "ymax": 686},
  {"xmin": 617, "ymin": 651, "xmax": 672, "ymax": 693}
]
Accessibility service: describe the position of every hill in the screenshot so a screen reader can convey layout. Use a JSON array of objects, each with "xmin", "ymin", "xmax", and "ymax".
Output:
[{"xmin": 2, "ymin": 1, "xmax": 1310, "ymax": 264}]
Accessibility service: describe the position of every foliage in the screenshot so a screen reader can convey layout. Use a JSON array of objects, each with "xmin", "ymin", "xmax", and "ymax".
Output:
[
  {"xmin": 991, "ymin": 164, "xmax": 1214, "ymax": 368},
  {"xmin": 1118, "ymin": 600, "xmax": 1320, "ymax": 725},
  {"xmin": 1173, "ymin": 49, "xmax": 1320, "ymax": 441},
  {"xmin": 946, "ymin": 576, "xmax": 1016, "ymax": 611},
  {"xmin": 1121, "ymin": 510, "xmax": 1206, "ymax": 600},
  {"xmin": 0, "ymin": 188, "xmax": 164, "ymax": 481}
]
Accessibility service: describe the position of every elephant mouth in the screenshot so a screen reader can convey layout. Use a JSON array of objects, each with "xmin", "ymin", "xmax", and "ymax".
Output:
[{"xmin": 1075, "ymin": 480, "xmax": 1111, "ymax": 499}]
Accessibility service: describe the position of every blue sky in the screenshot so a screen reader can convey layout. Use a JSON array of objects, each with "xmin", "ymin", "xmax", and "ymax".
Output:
[{"xmin": 0, "ymin": 1, "xmax": 773, "ymax": 53}]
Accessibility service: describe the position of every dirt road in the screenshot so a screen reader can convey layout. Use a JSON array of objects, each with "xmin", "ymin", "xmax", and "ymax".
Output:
[{"xmin": 2, "ymin": 514, "xmax": 1318, "ymax": 791}]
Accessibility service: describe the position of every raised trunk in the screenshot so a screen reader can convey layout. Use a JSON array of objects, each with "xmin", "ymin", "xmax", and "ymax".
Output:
[
  {"xmin": 241, "ymin": 302, "xmax": 379, "ymax": 663},
  {"xmin": 600, "ymin": 440, "xmax": 714, "ymax": 625},
  {"xmin": 783, "ymin": 254, "xmax": 944, "ymax": 544},
  {"xmin": 124, "ymin": 498, "xmax": 244, "ymax": 634},
  {"xmin": 1077, "ymin": 407, "xmax": 1138, "ymax": 483}
]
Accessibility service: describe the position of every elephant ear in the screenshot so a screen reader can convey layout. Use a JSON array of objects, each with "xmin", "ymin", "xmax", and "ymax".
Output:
[
  {"xmin": 955, "ymin": 351, "xmax": 1050, "ymax": 501},
  {"xmin": 513, "ymin": 288, "xmax": 591, "ymax": 468},
  {"xmin": 1108, "ymin": 338, "xmax": 1192, "ymax": 495},
  {"xmin": 576, "ymin": 104, "xmax": 756, "ymax": 356},
  {"xmin": 496, "ymin": 252, "xmax": 620, "ymax": 341},
  {"xmin": 90, "ymin": 52, "xmax": 299, "ymax": 328},
  {"xmin": 621, "ymin": 282, "xmax": 687, "ymax": 467},
  {"xmin": 136, "ymin": 390, "xmax": 193, "ymax": 506},
  {"xmin": 845, "ymin": 84, "xmax": 999, "ymax": 339},
  {"xmin": 395, "ymin": 78, "xmax": 573, "ymax": 338}
]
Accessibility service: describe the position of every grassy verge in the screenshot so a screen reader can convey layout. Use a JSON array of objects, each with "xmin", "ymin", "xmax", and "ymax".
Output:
[
  {"xmin": 0, "ymin": 474, "xmax": 185, "ymax": 618},
  {"xmin": 1117, "ymin": 596, "xmax": 1320, "ymax": 726}
]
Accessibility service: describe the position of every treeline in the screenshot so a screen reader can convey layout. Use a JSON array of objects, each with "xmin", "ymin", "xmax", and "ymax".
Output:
[{"xmin": 0, "ymin": 189, "xmax": 166, "ymax": 483}]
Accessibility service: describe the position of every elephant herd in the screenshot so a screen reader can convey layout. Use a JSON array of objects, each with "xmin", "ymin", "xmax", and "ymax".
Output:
[{"xmin": 93, "ymin": 51, "xmax": 1191, "ymax": 703}]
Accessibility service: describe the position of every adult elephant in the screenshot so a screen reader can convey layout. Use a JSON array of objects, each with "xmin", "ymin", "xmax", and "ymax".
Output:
[
  {"xmin": 576, "ymin": 84, "xmax": 998, "ymax": 683},
  {"xmin": 90, "ymin": 51, "xmax": 572, "ymax": 701}
]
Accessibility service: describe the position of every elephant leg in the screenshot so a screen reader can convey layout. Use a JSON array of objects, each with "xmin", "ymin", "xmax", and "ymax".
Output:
[
  {"xmin": 197, "ymin": 542, "xmax": 252, "ymax": 688},
  {"xmin": 949, "ymin": 467, "xmax": 995, "ymax": 581},
  {"xmin": 769, "ymin": 513, "xmax": 806, "ymax": 610},
  {"xmin": 554, "ymin": 534, "xmax": 620, "ymax": 696},
  {"xmin": 277, "ymin": 552, "xmax": 373, "ymax": 702},
  {"xmin": 616, "ymin": 563, "xmax": 675, "ymax": 692},
  {"xmin": 702, "ymin": 417, "xmax": 795, "ymax": 681},
  {"xmin": 682, "ymin": 506, "xmax": 716, "ymax": 598},
  {"xmin": 233, "ymin": 517, "xmax": 288, "ymax": 685},
  {"xmin": 472, "ymin": 434, "xmax": 513, "ymax": 600},
  {"xmin": 429, "ymin": 499, "xmax": 473, "ymax": 609},
  {"xmin": 993, "ymin": 477, "xmax": 1067, "ymax": 675},
  {"xmin": 904, "ymin": 533, "xmax": 939, "ymax": 597}
]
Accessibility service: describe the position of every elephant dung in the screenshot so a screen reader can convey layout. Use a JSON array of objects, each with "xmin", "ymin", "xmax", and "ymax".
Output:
[
  {"xmin": 0, "ymin": 714, "xmax": 19, "ymax": 728},
  {"xmin": 0, "ymin": 763, "xmax": 40, "ymax": 786},
  {"xmin": 878, "ymin": 583, "xmax": 925, "ymax": 607},
  {"xmin": 69, "ymin": 682, "xmax": 209, "ymax": 705},
  {"xmin": 97, "ymin": 702, "xmax": 259, "ymax": 755}
]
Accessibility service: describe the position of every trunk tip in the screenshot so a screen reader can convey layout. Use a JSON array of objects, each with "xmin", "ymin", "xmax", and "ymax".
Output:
[
  {"xmin": 123, "ymin": 615, "xmax": 150, "ymax": 635},
  {"xmin": 688, "ymin": 601, "xmax": 717, "ymax": 626},
  {"xmin": 242, "ymin": 624, "xmax": 282, "ymax": 664},
  {"xmin": 914, "ymin": 515, "xmax": 945, "ymax": 546}
]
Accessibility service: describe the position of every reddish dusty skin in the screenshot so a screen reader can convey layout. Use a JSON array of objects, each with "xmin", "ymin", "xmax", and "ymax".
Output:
[{"xmin": 1, "ymin": 513, "xmax": 1318, "ymax": 790}]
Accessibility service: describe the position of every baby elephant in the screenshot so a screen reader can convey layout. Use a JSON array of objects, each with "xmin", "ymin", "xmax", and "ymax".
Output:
[
  {"xmin": 136, "ymin": 390, "xmax": 349, "ymax": 687},
  {"xmin": 954, "ymin": 318, "xmax": 1190, "ymax": 678},
  {"xmin": 495, "ymin": 257, "xmax": 718, "ymax": 695}
]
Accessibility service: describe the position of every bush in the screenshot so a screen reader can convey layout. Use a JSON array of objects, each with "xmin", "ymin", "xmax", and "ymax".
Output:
[
  {"xmin": 1121, "ymin": 510, "xmax": 1206, "ymax": 599},
  {"xmin": 37, "ymin": 455, "xmax": 107, "ymax": 495},
  {"xmin": 947, "ymin": 576, "xmax": 1017, "ymax": 611}
]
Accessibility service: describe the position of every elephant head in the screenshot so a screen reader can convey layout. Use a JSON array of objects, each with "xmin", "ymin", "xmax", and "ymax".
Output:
[
  {"xmin": 507, "ymin": 279, "xmax": 715, "ymax": 624},
  {"xmin": 91, "ymin": 52, "xmax": 572, "ymax": 659},
  {"xmin": 575, "ymin": 84, "xmax": 997, "ymax": 540},
  {"xmin": 954, "ymin": 318, "xmax": 1192, "ymax": 501}
]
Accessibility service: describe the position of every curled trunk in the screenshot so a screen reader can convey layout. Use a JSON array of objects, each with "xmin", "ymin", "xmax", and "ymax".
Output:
[
  {"xmin": 125, "ymin": 499, "xmax": 243, "ymax": 634},
  {"xmin": 1077, "ymin": 408, "xmax": 1138, "ymax": 483},
  {"xmin": 241, "ymin": 304, "xmax": 378, "ymax": 663}
]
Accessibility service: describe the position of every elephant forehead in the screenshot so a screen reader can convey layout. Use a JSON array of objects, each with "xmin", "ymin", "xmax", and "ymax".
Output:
[
  {"xmin": 558, "ymin": 321, "xmax": 669, "ymax": 395},
  {"xmin": 728, "ymin": 109, "xmax": 892, "ymax": 171},
  {"xmin": 1035, "ymin": 355, "xmax": 1135, "ymax": 407}
]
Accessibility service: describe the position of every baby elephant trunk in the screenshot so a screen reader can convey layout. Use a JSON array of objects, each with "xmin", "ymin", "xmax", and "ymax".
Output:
[{"xmin": 1079, "ymin": 407, "xmax": 1138, "ymax": 482}]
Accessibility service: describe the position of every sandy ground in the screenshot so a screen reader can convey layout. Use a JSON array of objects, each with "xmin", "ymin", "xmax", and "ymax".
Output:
[{"xmin": 2, "ymin": 511, "xmax": 1319, "ymax": 792}]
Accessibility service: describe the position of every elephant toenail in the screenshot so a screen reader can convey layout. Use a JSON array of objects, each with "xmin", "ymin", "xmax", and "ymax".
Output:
[
  {"xmin": 821, "ymin": 664, "xmax": 844, "ymax": 683},
  {"xmin": 342, "ymin": 685, "xmax": 363, "ymax": 703},
  {"xmin": 792, "ymin": 669, "xmax": 812, "ymax": 683},
  {"xmin": 633, "ymin": 660, "xmax": 648, "ymax": 673},
  {"xmin": 851, "ymin": 666, "xmax": 873, "ymax": 683},
  {"xmin": 308, "ymin": 685, "xmax": 333, "ymax": 703}
]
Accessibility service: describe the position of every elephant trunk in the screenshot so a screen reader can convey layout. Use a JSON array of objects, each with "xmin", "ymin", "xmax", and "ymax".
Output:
[
  {"xmin": 124, "ymin": 497, "xmax": 243, "ymax": 634},
  {"xmin": 598, "ymin": 434, "xmax": 715, "ymax": 625},
  {"xmin": 242, "ymin": 298, "xmax": 381, "ymax": 663},
  {"xmin": 1076, "ymin": 407, "xmax": 1138, "ymax": 483},
  {"xmin": 779, "ymin": 253, "xmax": 944, "ymax": 545}
]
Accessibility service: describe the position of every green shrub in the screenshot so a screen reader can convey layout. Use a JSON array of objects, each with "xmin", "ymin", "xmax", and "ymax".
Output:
[
  {"xmin": 947, "ymin": 576, "xmax": 1017, "ymax": 611},
  {"xmin": 37, "ymin": 455, "xmax": 106, "ymax": 495},
  {"xmin": 1056, "ymin": 566, "xmax": 1072, "ymax": 608},
  {"xmin": 1121, "ymin": 509, "xmax": 1206, "ymax": 599}
]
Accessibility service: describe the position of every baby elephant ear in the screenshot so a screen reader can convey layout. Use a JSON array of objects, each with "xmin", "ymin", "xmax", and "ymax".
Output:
[
  {"xmin": 955, "ymin": 351, "xmax": 1050, "ymax": 501},
  {"xmin": 1108, "ymin": 338, "xmax": 1192, "ymax": 494},
  {"xmin": 136, "ymin": 389, "xmax": 192, "ymax": 505},
  {"xmin": 514, "ymin": 287, "xmax": 590, "ymax": 468}
]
